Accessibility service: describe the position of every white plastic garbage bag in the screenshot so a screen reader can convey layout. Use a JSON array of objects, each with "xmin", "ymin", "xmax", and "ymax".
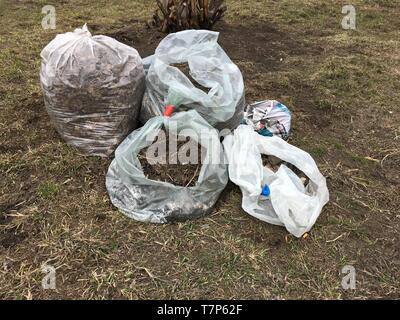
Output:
[
  {"xmin": 40, "ymin": 24, "xmax": 145, "ymax": 157},
  {"xmin": 106, "ymin": 110, "xmax": 228, "ymax": 223},
  {"xmin": 140, "ymin": 30, "xmax": 245, "ymax": 130},
  {"xmin": 223, "ymin": 125, "xmax": 329, "ymax": 237}
]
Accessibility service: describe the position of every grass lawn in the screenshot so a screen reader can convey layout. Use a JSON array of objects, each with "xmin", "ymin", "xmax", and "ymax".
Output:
[{"xmin": 0, "ymin": 0, "xmax": 399, "ymax": 299}]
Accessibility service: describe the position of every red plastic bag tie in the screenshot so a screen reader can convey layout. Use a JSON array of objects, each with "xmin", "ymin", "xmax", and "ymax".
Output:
[{"xmin": 163, "ymin": 105, "xmax": 175, "ymax": 118}]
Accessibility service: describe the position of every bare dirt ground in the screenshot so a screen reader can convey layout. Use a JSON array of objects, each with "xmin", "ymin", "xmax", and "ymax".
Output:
[{"xmin": 0, "ymin": 0, "xmax": 399, "ymax": 299}]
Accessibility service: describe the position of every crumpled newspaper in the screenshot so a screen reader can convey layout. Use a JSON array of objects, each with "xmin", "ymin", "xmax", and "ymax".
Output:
[{"xmin": 243, "ymin": 100, "xmax": 291, "ymax": 140}]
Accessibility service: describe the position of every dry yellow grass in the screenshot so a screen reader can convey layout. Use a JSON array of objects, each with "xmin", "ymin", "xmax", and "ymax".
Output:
[{"xmin": 0, "ymin": 0, "xmax": 399, "ymax": 299}]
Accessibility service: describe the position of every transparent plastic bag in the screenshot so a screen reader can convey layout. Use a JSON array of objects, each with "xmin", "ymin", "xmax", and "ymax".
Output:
[
  {"xmin": 140, "ymin": 30, "xmax": 245, "ymax": 130},
  {"xmin": 223, "ymin": 125, "xmax": 329, "ymax": 237},
  {"xmin": 40, "ymin": 24, "xmax": 145, "ymax": 157},
  {"xmin": 106, "ymin": 110, "xmax": 228, "ymax": 223}
]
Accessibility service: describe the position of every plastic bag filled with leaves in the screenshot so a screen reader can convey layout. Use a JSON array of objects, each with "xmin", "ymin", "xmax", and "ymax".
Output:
[
  {"xmin": 40, "ymin": 24, "xmax": 145, "ymax": 157},
  {"xmin": 106, "ymin": 110, "xmax": 228, "ymax": 223},
  {"xmin": 141, "ymin": 30, "xmax": 245, "ymax": 131}
]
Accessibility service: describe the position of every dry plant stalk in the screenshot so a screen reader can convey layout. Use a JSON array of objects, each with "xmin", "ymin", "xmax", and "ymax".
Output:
[{"xmin": 151, "ymin": 0, "xmax": 227, "ymax": 32}]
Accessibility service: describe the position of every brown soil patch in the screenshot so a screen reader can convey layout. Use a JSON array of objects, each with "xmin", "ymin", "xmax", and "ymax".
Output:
[{"xmin": 0, "ymin": 229, "xmax": 26, "ymax": 249}]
